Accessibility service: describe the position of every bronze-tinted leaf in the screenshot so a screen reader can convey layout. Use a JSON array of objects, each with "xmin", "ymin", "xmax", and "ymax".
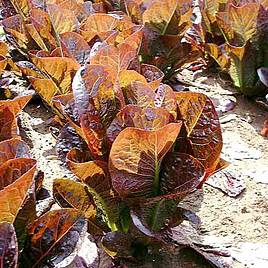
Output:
[
  {"xmin": 29, "ymin": 8, "xmax": 57, "ymax": 49},
  {"xmin": 72, "ymin": 65, "xmax": 118, "ymax": 158},
  {"xmin": 25, "ymin": 23, "xmax": 48, "ymax": 51},
  {"xmin": 90, "ymin": 43, "xmax": 137, "ymax": 71},
  {"xmin": 53, "ymin": 179, "xmax": 96, "ymax": 219},
  {"xmin": 66, "ymin": 148, "xmax": 119, "ymax": 231},
  {"xmin": 0, "ymin": 42, "xmax": 8, "ymax": 73},
  {"xmin": 80, "ymin": 13, "xmax": 118, "ymax": 42},
  {"xmin": 0, "ymin": 222, "xmax": 18, "ymax": 268},
  {"xmin": 159, "ymin": 153, "xmax": 205, "ymax": 199},
  {"xmin": 16, "ymin": 60, "xmax": 44, "ymax": 79},
  {"xmin": 176, "ymin": 92, "xmax": 207, "ymax": 134},
  {"xmin": 25, "ymin": 209, "xmax": 87, "ymax": 268},
  {"xmin": 0, "ymin": 161, "xmax": 36, "ymax": 223},
  {"xmin": 107, "ymin": 104, "xmax": 172, "ymax": 144},
  {"xmin": 125, "ymin": 82, "xmax": 177, "ymax": 118},
  {"xmin": 142, "ymin": 0, "xmax": 178, "ymax": 34},
  {"xmin": 124, "ymin": 81, "xmax": 155, "ymax": 106},
  {"xmin": 60, "ymin": 32, "xmax": 90, "ymax": 64},
  {"xmin": 141, "ymin": 64, "xmax": 164, "ymax": 89},
  {"xmin": 2, "ymin": 15, "xmax": 29, "ymax": 52},
  {"xmin": 66, "ymin": 148, "xmax": 106, "ymax": 182},
  {"xmin": 109, "ymin": 123, "xmax": 182, "ymax": 199},
  {"xmin": 0, "ymin": 106, "xmax": 18, "ymax": 142},
  {"xmin": 28, "ymin": 77, "xmax": 59, "ymax": 105},
  {"xmin": 0, "ymin": 158, "xmax": 36, "ymax": 190},
  {"xmin": 0, "ymin": 95, "xmax": 32, "ymax": 115},
  {"xmin": 47, "ymin": 4, "xmax": 79, "ymax": 34},
  {"xmin": 154, "ymin": 84, "xmax": 177, "ymax": 119},
  {"xmin": 14, "ymin": 182, "xmax": 37, "ymax": 249},
  {"xmin": 0, "ymin": 41, "xmax": 8, "ymax": 56},
  {"xmin": 119, "ymin": 69, "xmax": 147, "ymax": 90},
  {"xmin": 31, "ymin": 55, "xmax": 80, "ymax": 94},
  {"xmin": 0, "ymin": 56, "xmax": 7, "ymax": 74},
  {"xmin": 123, "ymin": 0, "xmax": 143, "ymax": 24},
  {"xmin": 9, "ymin": 0, "xmax": 29, "ymax": 17},
  {"xmin": 55, "ymin": 123, "xmax": 86, "ymax": 162},
  {"xmin": 48, "ymin": 0, "xmax": 93, "ymax": 22},
  {"xmin": 205, "ymin": 43, "xmax": 229, "ymax": 70},
  {"xmin": 115, "ymin": 25, "xmax": 143, "ymax": 51},
  {"xmin": 226, "ymin": 3, "xmax": 259, "ymax": 44},
  {"xmin": 176, "ymin": 92, "xmax": 222, "ymax": 173},
  {"xmin": 0, "ymin": 138, "xmax": 30, "ymax": 166}
]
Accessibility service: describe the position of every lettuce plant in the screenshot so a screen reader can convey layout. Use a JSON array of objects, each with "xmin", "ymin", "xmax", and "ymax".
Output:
[
  {"xmin": 50, "ymin": 62, "xmax": 225, "ymax": 260},
  {"xmin": 197, "ymin": 0, "xmax": 268, "ymax": 96},
  {"xmin": 123, "ymin": 0, "xmax": 201, "ymax": 80}
]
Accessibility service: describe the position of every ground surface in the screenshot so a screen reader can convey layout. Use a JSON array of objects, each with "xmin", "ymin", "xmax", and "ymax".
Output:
[{"xmin": 3, "ymin": 65, "xmax": 268, "ymax": 268}]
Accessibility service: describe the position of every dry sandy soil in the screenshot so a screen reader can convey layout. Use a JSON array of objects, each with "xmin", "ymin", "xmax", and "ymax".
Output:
[{"xmin": 3, "ymin": 65, "xmax": 268, "ymax": 268}]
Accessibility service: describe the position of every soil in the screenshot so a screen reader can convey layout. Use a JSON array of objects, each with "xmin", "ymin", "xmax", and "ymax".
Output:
[{"xmin": 2, "ymin": 64, "xmax": 268, "ymax": 267}]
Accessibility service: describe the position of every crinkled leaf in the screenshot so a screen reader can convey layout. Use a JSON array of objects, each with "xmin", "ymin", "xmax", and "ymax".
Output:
[
  {"xmin": 0, "ymin": 161, "xmax": 36, "ymax": 223},
  {"xmin": 226, "ymin": 3, "xmax": 259, "ymax": 45},
  {"xmin": 126, "ymin": 82, "xmax": 177, "ymax": 118},
  {"xmin": 28, "ymin": 77, "xmax": 59, "ymax": 105},
  {"xmin": 80, "ymin": 13, "xmax": 118, "ymax": 42},
  {"xmin": 109, "ymin": 123, "xmax": 181, "ymax": 199},
  {"xmin": 24, "ymin": 209, "xmax": 87, "ymax": 268},
  {"xmin": 142, "ymin": 0, "xmax": 178, "ymax": 35},
  {"xmin": 0, "ymin": 138, "xmax": 30, "ymax": 166},
  {"xmin": 2, "ymin": 15, "xmax": 29, "ymax": 52},
  {"xmin": 29, "ymin": 8, "xmax": 57, "ymax": 49},
  {"xmin": 60, "ymin": 32, "xmax": 90, "ymax": 64},
  {"xmin": 205, "ymin": 43, "xmax": 229, "ymax": 70},
  {"xmin": 72, "ymin": 65, "xmax": 119, "ymax": 158},
  {"xmin": 90, "ymin": 43, "xmax": 137, "ymax": 72},
  {"xmin": 53, "ymin": 179, "xmax": 96, "ymax": 219},
  {"xmin": 0, "ymin": 158, "xmax": 36, "ymax": 190},
  {"xmin": 154, "ymin": 84, "xmax": 177, "ymax": 119},
  {"xmin": 66, "ymin": 149, "xmax": 119, "ymax": 231},
  {"xmin": 31, "ymin": 55, "xmax": 80, "ymax": 94},
  {"xmin": 134, "ymin": 198, "xmax": 178, "ymax": 232},
  {"xmin": 119, "ymin": 69, "xmax": 147, "ymax": 89},
  {"xmin": 107, "ymin": 104, "xmax": 172, "ymax": 144},
  {"xmin": 47, "ymin": 4, "xmax": 79, "ymax": 34},
  {"xmin": 101, "ymin": 231, "xmax": 132, "ymax": 257},
  {"xmin": 114, "ymin": 25, "xmax": 143, "ymax": 51},
  {"xmin": 0, "ymin": 222, "xmax": 18, "ymax": 268},
  {"xmin": 225, "ymin": 42, "xmax": 257, "ymax": 94},
  {"xmin": 159, "ymin": 153, "xmax": 205, "ymax": 199},
  {"xmin": 0, "ymin": 56, "xmax": 7, "ymax": 74},
  {"xmin": 55, "ymin": 123, "xmax": 86, "ymax": 162},
  {"xmin": 14, "ymin": 182, "xmax": 37, "ymax": 249},
  {"xmin": 66, "ymin": 148, "xmax": 105, "ymax": 181},
  {"xmin": 49, "ymin": 0, "xmax": 93, "ymax": 22},
  {"xmin": 176, "ymin": 92, "xmax": 222, "ymax": 173},
  {"xmin": 141, "ymin": 64, "xmax": 164, "ymax": 89},
  {"xmin": 0, "ymin": 107, "xmax": 18, "ymax": 142},
  {"xmin": 0, "ymin": 95, "xmax": 32, "ymax": 115}
]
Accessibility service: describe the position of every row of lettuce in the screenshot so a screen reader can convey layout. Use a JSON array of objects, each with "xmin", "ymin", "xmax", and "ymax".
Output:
[{"xmin": 0, "ymin": 0, "xmax": 256, "ymax": 266}]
